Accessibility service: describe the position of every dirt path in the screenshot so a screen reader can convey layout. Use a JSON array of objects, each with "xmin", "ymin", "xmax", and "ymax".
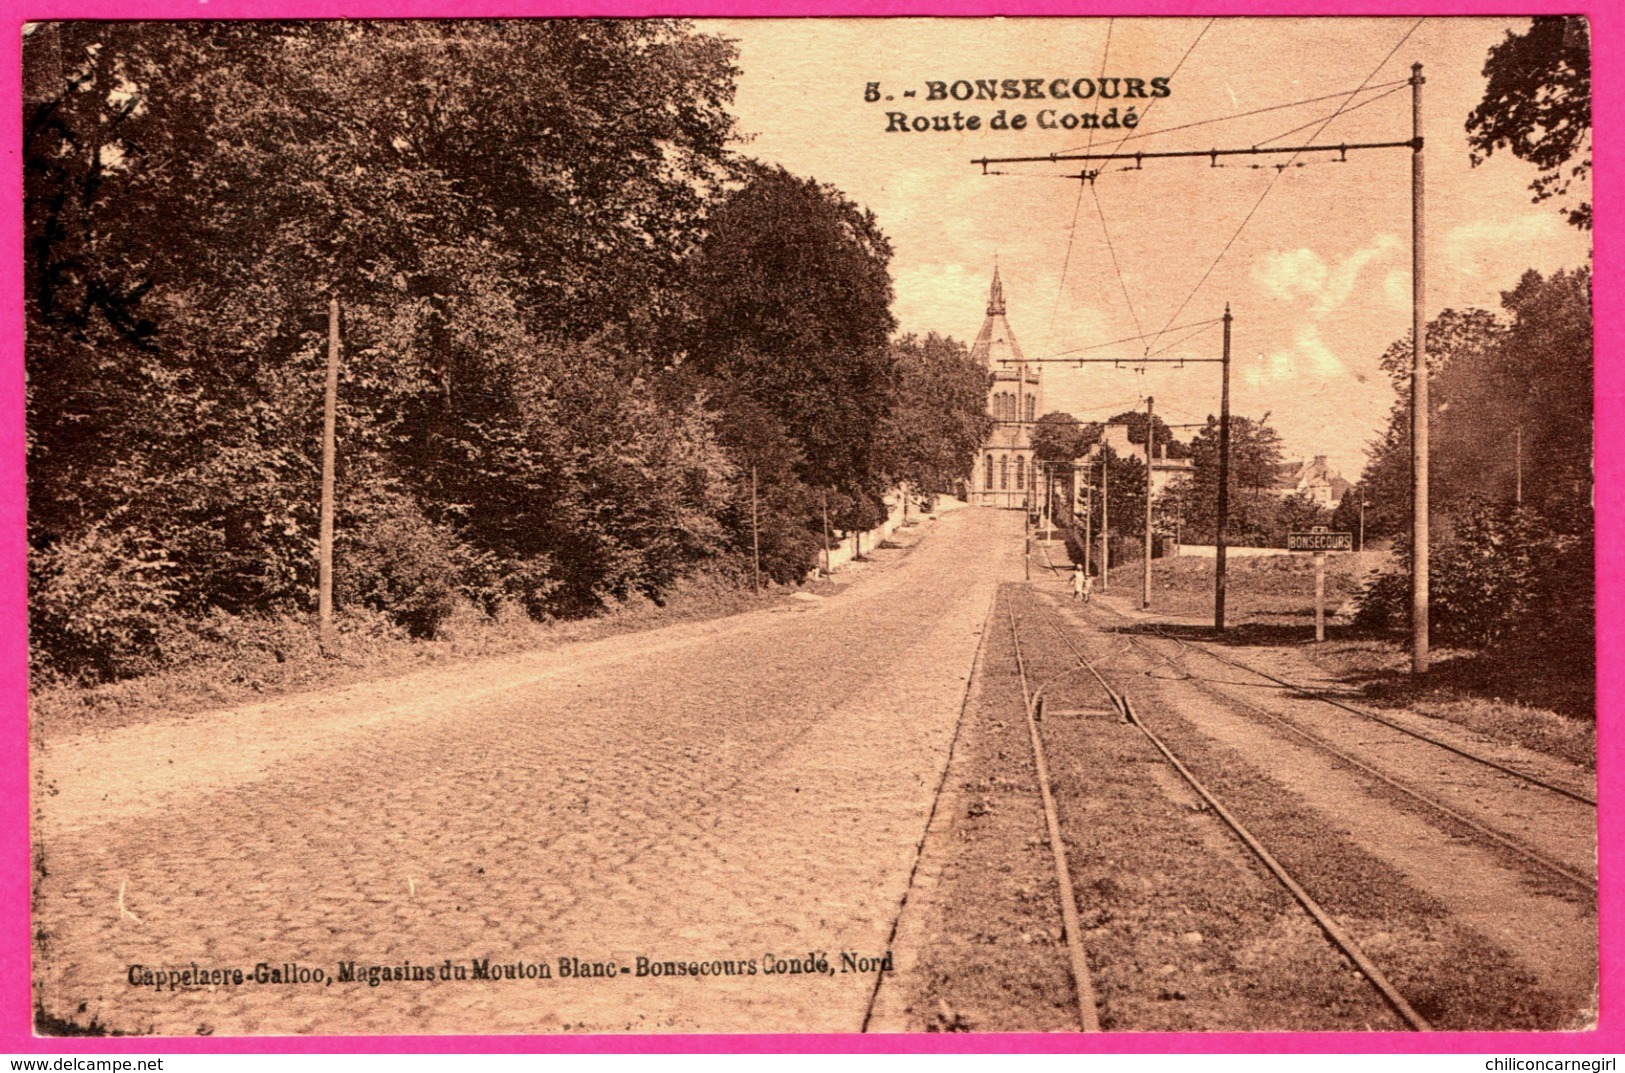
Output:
[{"xmin": 33, "ymin": 508, "xmax": 1022, "ymax": 1036}]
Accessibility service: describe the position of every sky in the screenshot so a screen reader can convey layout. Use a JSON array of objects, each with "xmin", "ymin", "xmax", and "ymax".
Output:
[{"xmin": 705, "ymin": 16, "xmax": 1592, "ymax": 480}]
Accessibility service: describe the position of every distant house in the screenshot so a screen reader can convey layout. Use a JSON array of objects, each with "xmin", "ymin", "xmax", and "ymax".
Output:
[
  {"xmin": 1095, "ymin": 422, "xmax": 1193, "ymax": 495},
  {"xmin": 1274, "ymin": 455, "xmax": 1350, "ymax": 507}
]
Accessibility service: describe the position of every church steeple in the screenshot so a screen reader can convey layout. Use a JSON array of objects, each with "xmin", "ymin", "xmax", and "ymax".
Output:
[
  {"xmin": 970, "ymin": 265, "xmax": 1023, "ymax": 368},
  {"xmin": 969, "ymin": 262, "xmax": 1041, "ymax": 508}
]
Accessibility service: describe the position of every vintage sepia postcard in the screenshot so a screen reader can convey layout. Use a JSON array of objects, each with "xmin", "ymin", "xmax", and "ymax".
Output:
[{"xmin": 16, "ymin": 7, "xmax": 1606, "ymax": 1046}]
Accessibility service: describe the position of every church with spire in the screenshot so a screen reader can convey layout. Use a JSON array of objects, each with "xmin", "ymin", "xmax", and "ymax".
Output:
[{"xmin": 969, "ymin": 266, "xmax": 1042, "ymax": 509}]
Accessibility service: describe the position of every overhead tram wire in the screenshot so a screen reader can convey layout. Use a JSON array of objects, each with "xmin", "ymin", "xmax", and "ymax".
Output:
[
  {"xmin": 1147, "ymin": 318, "xmax": 1221, "ymax": 358},
  {"xmin": 1056, "ymin": 17, "xmax": 1214, "ymax": 157},
  {"xmin": 1250, "ymin": 81, "xmax": 1411, "ymax": 149},
  {"xmin": 1109, "ymin": 78, "xmax": 1410, "ymax": 148},
  {"xmin": 1049, "ymin": 182, "xmax": 1090, "ymax": 331},
  {"xmin": 1035, "ymin": 317, "xmax": 1221, "ymax": 362},
  {"xmin": 1089, "ymin": 183, "xmax": 1146, "ymax": 346},
  {"xmin": 1049, "ymin": 17, "xmax": 1113, "ymax": 338},
  {"xmin": 1137, "ymin": 16, "xmax": 1425, "ymax": 355}
]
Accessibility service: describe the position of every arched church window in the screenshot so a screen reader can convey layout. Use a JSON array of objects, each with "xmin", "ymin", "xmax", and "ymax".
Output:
[
  {"xmin": 1025, "ymin": 394, "xmax": 1035, "ymax": 421},
  {"xmin": 1015, "ymin": 456, "xmax": 1025, "ymax": 490},
  {"xmin": 984, "ymin": 454, "xmax": 994, "ymax": 490},
  {"xmin": 999, "ymin": 456, "xmax": 1009, "ymax": 490}
]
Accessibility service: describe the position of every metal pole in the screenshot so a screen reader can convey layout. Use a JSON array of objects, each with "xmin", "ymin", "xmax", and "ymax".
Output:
[
  {"xmin": 1024, "ymin": 499, "xmax": 1032, "ymax": 582},
  {"xmin": 974, "ymin": 137, "xmax": 1422, "ymax": 169},
  {"xmin": 1143, "ymin": 395, "xmax": 1155, "ymax": 610},
  {"xmin": 1411, "ymin": 62, "xmax": 1430, "ymax": 674},
  {"xmin": 1099, "ymin": 452, "xmax": 1109, "ymax": 592},
  {"xmin": 750, "ymin": 465, "xmax": 761, "ymax": 593},
  {"xmin": 1044, "ymin": 462, "xmax": 1053, "ymax": 534},
  {"xmin": 1216, "ymin": 306, "xmax": 1233, "ymax": 633},
  {"xmin": 318, "ymin": 296, "xmax": 339, "ymax": 645},
  {"xmin": 1084, "ymin": 466, "xmax": 1093, "ymax": 576}
]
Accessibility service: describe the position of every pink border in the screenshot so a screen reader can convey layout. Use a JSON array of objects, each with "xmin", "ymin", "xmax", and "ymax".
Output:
[{"xmin": 1, "ymin": 0, "xmax": 1615, "ymax": 1054}]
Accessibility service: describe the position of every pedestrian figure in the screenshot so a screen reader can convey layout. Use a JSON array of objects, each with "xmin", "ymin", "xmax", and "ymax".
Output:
[
  {"xmin": 1072, "ymin": 564, "xmax": 1085, "ymax": 600},
  {"xmin": 1083, "ymin": 572, "xmax": 1094, "ymax": 604}
]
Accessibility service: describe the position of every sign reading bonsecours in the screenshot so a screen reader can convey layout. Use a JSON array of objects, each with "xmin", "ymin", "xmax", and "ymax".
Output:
[{"xmin": 1287, "ymin": 530, "xmax": 1355, "ymax": 553}]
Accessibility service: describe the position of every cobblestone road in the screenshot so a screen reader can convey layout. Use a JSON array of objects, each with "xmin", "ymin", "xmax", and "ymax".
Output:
[{"xmin": 33, "ymin": 508, "xmax": 1021, "ymax": 1037}]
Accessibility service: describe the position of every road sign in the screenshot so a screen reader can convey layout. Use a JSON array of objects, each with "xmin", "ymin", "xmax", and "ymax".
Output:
[{"xmin": 1287, "ymin": 530, "xmax": 1354, "ymax": 552}]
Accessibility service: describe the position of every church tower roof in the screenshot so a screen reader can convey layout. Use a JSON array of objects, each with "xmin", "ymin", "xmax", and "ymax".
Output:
[{"xmin": 970, "ymin": 266, "xmax": 1024, "ymax": 367}]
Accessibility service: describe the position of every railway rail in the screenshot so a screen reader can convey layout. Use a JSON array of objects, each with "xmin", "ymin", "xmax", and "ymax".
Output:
[
  {"xmin": 1003, "ymin": 585, "xmax": 1433, "ymax": 1032},
  {"xmin": 1029, "ymin": 539, "xmax": 1595, "ymax": 892},
  {"xmin": 1116, "ymin": 620, "xmax": 1598, "ymax": 893},
  {"xmin": 1140, "ymin": 622, "xmax": 1595, "ymax": 807}
]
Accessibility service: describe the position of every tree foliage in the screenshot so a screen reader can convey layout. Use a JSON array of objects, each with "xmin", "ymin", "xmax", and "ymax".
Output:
[
  {"xmin": 1358, "ymin": 269, "xmax": 1590, "ymax": 540},
  {"xmin": 22, "ymin": 22, "xmax": 975, "ymax": 681},
  {"xmin": 1354, "ymin": 267, "xmax": 1592, "ymax": 669},
  {"xmin": 1466, "ymin": 16, "xmax": 1592, "ymax": 230},
  {"xmin": 878, "ymin": 333, "xmax": 992, "ymax": 495},
  {"xmin": 1075, "ymin": 444, "xmax": 1147, "ymax": 551},
  {"xmin": 1031, "ymin": 411, "xmax": 1101, "ymax": 463},
  {"xmin": 1175, "ymin": 413, "xmax": 1286, "ymax": 545},
  {"xmin": 677, "ymin": 163, "xmax": 896, "ymax": 523}
]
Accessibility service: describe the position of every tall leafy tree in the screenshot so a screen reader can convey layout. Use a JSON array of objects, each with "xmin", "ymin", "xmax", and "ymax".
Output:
[
  {"xmin": 877, "ymin": 333, "xmax": 992, "ymax": 496},
  {"xmin": 1031, "ymin": 411, "xmax": 1102, "ymax": 463},
  {"xmin": 678, "ymin": 163, "xmax": 897, "ymax": 524},
  {"xmin": 1467, "ymin": 16, "xmax": 1592, "ymax": 230},
  {"xmin": 1177, "ymin": 413, "xmax": 1286, "ymax": 545},
  {"xmin": 25, "ymin": 20, "xmax": 747, "ymax": 673}
]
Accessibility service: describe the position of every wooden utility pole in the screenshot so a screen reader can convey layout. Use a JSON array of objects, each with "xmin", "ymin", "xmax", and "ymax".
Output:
[
  {"xmin": 1143, "ymin": 395, "xmax": 1155, "ymax": 610},
  {"xmin": 750, "ymin": 465, "xmax": 761, "ymax": 593},
  {"xmin": 1515, "ymin": 426, "xmax": 1523, "ymax": 506},
  {"xmin": 1314, "ymin": 549, "xmax": 1327, "ymax": 642},
  {"xmin": 1216, "ymin": 305, "xmax": 1233, "ymax": 633},
  {"xmin": 821, "ymin": 491, "xmax": 832, "ymax": 578},
  {"xmin": 1411, "ymin": 62, "xmax": 1430, "ymax": 674},
  {"xmin": 318, "ymin": 297, "xmax": 340, "ymax": 646}
]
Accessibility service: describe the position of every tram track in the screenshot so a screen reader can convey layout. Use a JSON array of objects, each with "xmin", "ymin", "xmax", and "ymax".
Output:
[
  {"xmin": 1029, "ymin": 539, "xmax": 1594, "ymax": 890},
  {"xmin": 1139, "ymin": 621, "xmax": 1595, "ymax": 807},
  {"xmin": 1136, "ymin": 625, "xmax": 1594, "ymax": 893},
  {"xmin": 1003, "ymin": 585, "xmax": 1431, "ymax": 1031},
  {"xmin": 1066, "ymin": 600, "xmax": 1597, "ymax": 894},
  {"xmin": 894, "ymin": 539, "xmax": 1593, "ymax": 1029}
]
